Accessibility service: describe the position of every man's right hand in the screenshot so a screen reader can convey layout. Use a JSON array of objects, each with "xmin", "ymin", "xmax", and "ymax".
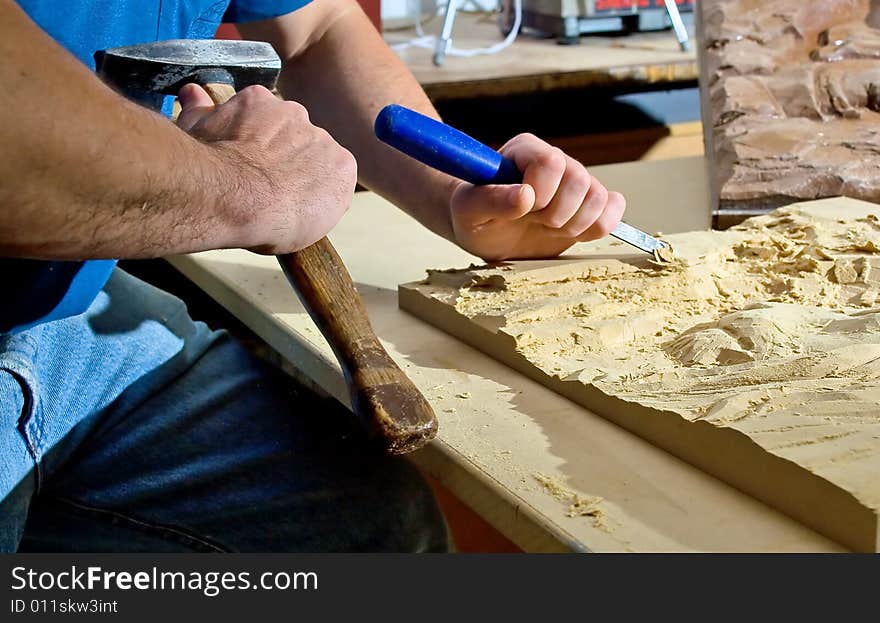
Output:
[
  {"xmin": 0, "ymin": 0, "xmax": 355, "ymax": 261},
  {"xmin": 176, "ymin": 84, "xmax": 357, "ymax": 255}
]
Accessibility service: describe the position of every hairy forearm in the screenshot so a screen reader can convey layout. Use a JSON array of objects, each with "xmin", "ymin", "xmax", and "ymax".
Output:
[
  {"xmin": 0, "ymin": 1, "xmax": 241, "ymax": 260},
  {"xmin": 239, "ymin": 0, "xmax": 459, "ymax": 242}
]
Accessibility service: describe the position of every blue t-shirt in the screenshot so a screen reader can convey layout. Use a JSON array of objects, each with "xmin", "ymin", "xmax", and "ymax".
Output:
[{"xmin": 4, "ymin": 0, "xmax": 309, "ymax": 334}]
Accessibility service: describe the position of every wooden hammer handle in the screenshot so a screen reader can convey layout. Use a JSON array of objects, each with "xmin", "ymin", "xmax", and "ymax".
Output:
[
  {"xmin": 278, "ymin": 242, "xmax": 438, "ymax": 454},
  {"xmin": 201, "ymin": 83, "xmax": 237, "ymax": 105},
  {"xmin": 200, "ymin": 83, "xmax": 438, "ymax": 454}
]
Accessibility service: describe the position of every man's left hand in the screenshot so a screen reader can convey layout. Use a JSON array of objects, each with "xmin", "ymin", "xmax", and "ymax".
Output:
[{"xmin": 448, "ymin": 133, "xmax": 626, "ymax": 261}]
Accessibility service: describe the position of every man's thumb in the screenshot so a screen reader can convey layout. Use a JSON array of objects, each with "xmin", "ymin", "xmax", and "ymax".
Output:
[
  {"xmin": 453, "ymin": 183, "xmax": 535, "ymax": 227},
  {"xmin": 176, "ymin": 83, "xmax": 216, "ymax": 132}
]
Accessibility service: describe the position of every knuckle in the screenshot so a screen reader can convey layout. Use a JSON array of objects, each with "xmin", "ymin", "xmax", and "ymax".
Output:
[
  {"xmin": 503, "ymin": 132, "xmax": 539, "ymax": 153},
  {"xmin": 301, "ymin": 125, "xmax": 330, "ymax": 149},
  {"xmin": 569, "ymin": 166, "xmax": 592, "ymax": 191},
  {"xmin": 284, "ymin": 100, "xmax": 309, "ymax": 118},
  {"xmin": 537, "ymin": 148, "xmax": 566, "ymax": 172},
  {"xmin": 338, "ymin": 148, "xmax": 357, "ymax": 179},
  {"xmin": 238, "ymin": 84, "xmax": 268, "ymax": 100},
  {"xmin": 587, "ymin": 181, "xmax": 609, "ymax": 207},
  {"xmin": 543, "ymin": 210, "xmax": 570, "ymax": 229},
  {"xmin": 311, "ymin": 125, "xmax": 332, "ymax": 143}
]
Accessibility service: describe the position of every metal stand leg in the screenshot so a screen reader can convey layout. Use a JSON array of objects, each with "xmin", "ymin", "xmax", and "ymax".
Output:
[
  {"xmin": 663, "ymin": 0, "xmax": 691, "ymax": 51},
  {"xmin": 434, "ymin": 0, "xmax": 459, "ymax": 66},
  {"xmin": 557, "ymin": 15, "xmax": 581, "ymax": 45}
]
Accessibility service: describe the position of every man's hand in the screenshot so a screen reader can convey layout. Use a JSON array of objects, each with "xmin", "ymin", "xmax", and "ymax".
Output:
[
  {"xmin": 0, "ymin": 0, "xmax": 358, "ymax": 262},
  {"xmin": 241, "ymin": 0, "xmax": 623, "ymax": 262},
  {"xmin": 176, "ymin": 84, "xmax": 357, "ymax": 255},
  {"xmin": 448, "ymin": 134, "xmax": 626, "ymax": 261}
]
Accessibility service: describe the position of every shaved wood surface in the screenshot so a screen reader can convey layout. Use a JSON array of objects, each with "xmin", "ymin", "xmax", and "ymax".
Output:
[
  {"xmin": 400, "ymin": 196, "xmax": 880, "ymax": 551},
  {"xmin": 168, "ymin": 169, "xmax": 844, "ymax": 551}
]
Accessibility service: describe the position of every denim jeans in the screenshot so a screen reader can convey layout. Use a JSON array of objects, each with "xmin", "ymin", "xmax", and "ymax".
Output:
[{"xmin": 0, "ymin": 269, "xmax": 448, "ymax": 552}]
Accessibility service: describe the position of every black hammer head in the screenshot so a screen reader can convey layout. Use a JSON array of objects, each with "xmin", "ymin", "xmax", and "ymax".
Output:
[{"xmin": 94, "ymin": 39, "xmax": 281, "ymax": 97}]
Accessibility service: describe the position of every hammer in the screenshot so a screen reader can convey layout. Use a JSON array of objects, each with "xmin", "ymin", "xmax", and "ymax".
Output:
[{"xmin": 94, "ymin": 40, "xmax": 437, "ymax": 455}]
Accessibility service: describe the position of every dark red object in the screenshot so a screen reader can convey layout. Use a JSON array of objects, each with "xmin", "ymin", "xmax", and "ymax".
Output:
[
  {"xmin": 359, "ymin": 0, "xmax": 382, "ymax": 32},
  {"xmin": 215, "ymin": 23, "xmax": 241, "ymax": 39}
]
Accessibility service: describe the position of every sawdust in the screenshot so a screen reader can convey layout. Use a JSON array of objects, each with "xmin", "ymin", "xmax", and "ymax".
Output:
[
  {"xmin": 446, "ymin": 208, "xmax": 880, "ymax": 428},
  {"xmin": 534, "ymin": 473, "xmax": 607, "ymax": 527},
  {"xmin": 652, "ymin": 243, "xmax": 678, "ymax": 265},
  {"xmin": 416, "ymin": 204, "xmax": 880, "ymax": 515}
]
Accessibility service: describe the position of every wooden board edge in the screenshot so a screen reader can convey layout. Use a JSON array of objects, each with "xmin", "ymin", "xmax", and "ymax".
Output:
[
  {"xmin": 168, "ymin": 255, "xmax": 590, "ymax": 552},
  {"xmin": 421, "ymin": 63, "xmax": 698, "ymax": 102},
  {"xmin": 398, "ymin": 283, "xmax": 876, "ymax": 552},
  {"xmin": 412, "ymin": 441, "xmax": 585, "ymax": 553}
]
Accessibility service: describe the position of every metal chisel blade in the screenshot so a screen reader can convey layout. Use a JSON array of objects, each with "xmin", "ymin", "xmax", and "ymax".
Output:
[{"xmin": 609, "ymin": 222, "xmax": 667, "ymax": 254}]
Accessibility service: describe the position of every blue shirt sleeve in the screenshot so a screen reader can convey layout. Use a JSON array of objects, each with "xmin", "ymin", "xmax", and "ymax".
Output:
[{"xmin": 223, "ymin": 0, "xmax": 312, "ymax": 23}]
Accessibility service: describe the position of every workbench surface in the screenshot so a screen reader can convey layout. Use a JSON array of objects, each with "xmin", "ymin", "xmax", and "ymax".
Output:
[
  {"xmin": 385, "ymin": 12, "xmax": 698, "ymax": 101},
  {"xmin": 169, "ymin": 157, "xmax": 842, "ymax": 552}
]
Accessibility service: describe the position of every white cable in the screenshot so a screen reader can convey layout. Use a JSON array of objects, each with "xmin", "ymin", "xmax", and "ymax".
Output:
[
  {"xmin": 390, "ymin": 0, "xmax": 522, "ymax": 58},
  {"xmin": 415, "ymin": 0, "xmax": 427, "ymax": 37},
  {"xmin": 389, "ymin": 34, "xmax": 435, "ymax": 53},
  {"xmin": 448, "ymin": 0, "xmax": 521, "ymax": 57},
  {"xmin": 389, "ymin": 0, "xmax": 434, "ymax": 51}
]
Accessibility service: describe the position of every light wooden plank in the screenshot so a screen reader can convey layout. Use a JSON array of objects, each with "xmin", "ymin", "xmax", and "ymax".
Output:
[
  {"xmin": 167, "ymin": 160, "xmax": 844, "ymax": 551},
  {"xmin": 400, "ymin": 196, "xmax": 880, "ymax": 551}
]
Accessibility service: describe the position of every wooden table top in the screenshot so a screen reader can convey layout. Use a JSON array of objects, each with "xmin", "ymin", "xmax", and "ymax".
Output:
[
  {"xmin": 385, "ymin": 12, "xmax": 698, "ymax": 101},
  {"xmin": 168, "ymin": 156, "xmax": 842, "ymax": 552}
]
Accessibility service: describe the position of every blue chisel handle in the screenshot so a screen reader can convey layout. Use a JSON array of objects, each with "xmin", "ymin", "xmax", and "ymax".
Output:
[
  {"xmin": 374, "ymin": 105, "xmax": 667, "ymax": 255},
  {"xmin": 374, "ymin": 104, "xmax": 522, "ymax": 186}
]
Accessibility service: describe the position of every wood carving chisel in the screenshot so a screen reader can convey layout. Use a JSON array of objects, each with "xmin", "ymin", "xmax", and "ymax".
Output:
[{"xmin": 375, "ymin": 104, "xmax": 667, "ymax": 255}]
